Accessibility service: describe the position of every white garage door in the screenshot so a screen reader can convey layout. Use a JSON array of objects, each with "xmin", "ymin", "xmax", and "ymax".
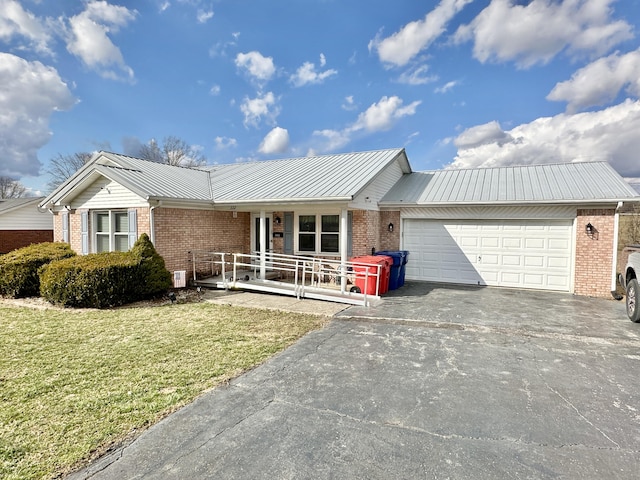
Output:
[{"xmin": 403, "ymin": 219, "xmax": 573, "ymax": 291}]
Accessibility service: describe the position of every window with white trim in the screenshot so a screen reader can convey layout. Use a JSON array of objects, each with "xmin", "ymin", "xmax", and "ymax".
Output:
[
  {"xmin": 296, "ymin": 214, "xmax": 340, "ymax": 254},
  {"xmin": 94, "ymin": 211, "xmax": 129, "ymax": 252}
]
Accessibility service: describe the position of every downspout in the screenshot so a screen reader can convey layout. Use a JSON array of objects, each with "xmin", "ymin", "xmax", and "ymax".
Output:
[
  {"xmin": 149, "ymin": 201, "xmax": 161, "ymax": 245},
  {"xmin": 611, "ymin": 201, "xmax": 623, "ymax": 300}
]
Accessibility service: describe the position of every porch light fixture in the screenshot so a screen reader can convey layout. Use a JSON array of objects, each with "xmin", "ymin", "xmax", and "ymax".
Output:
[
  {"xmin": 275, "ymin": 216, "xmax": 281, "ymax": 224},
  {"xmin": 388, "ymin": 222, "xmax": 394, "ymax": 232},
  {"xmin": 585, "ymin": 223, "xmax": 594, "ymax": 236}
]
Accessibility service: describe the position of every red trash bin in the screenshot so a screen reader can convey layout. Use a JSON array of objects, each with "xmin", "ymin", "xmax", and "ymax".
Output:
[{"xmin": 351, "ymin": 255, "xmax": 391, "ymax": 295}]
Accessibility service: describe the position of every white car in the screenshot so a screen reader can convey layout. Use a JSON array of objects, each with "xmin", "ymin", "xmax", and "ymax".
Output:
[{"xmin": 620, "ymin": 251, "xmax": 640, "ymax": 322}]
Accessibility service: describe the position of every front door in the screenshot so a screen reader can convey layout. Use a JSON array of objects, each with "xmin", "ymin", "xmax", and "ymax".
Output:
[{"xmin": 252, "ymin": 214, "xmax": 272, "ymax": 255}]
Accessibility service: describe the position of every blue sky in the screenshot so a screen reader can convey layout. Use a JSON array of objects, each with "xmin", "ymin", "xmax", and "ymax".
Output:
[{"xmin": 2, "ymin": 0, "xmax": 640, "ymax": 195}]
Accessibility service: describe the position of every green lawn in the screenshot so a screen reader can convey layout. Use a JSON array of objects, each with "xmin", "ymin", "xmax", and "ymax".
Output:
[{"xmin": 0, "ymin": 301, "xmax": 326, "ymax": 479}]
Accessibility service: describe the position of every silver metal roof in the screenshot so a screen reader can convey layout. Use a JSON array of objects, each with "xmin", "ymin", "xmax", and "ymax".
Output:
[
  {"xmin": 206, "ymin": 149, "xmax": 408, "ymax": 203},
  {"xmin": 41, "ymin": 150, "xmax": 637, "ymax": 210},
  {"xmin": 0, "ymin": 197, "xmax": 42, "ymax": 214},
  {"xmin": 381, "ymin": 162, "xmax": 640, "ymax": 205},
  {"xmin": 94, "ymin": 154, "xmax": 212, "ymax": 201}
]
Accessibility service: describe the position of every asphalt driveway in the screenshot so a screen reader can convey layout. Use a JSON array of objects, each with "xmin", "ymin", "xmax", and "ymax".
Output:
[{"xmin": 70, "ymin": 283, "xmax": 640, "ymax": 479}]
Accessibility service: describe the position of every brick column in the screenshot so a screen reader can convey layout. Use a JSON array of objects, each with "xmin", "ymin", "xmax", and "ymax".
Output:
[{"xmin": 574, "ymin": 209, "xmax": 616, "ymax": 298}]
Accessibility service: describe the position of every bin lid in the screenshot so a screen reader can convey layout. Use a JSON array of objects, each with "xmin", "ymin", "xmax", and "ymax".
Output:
[
  {"xmin": 351, "ymin": 255, "xmax": 388, "ymax": 265},
  {"xmin": 375, "ymin": 251, "xmax": 402, "ymax": 265}
]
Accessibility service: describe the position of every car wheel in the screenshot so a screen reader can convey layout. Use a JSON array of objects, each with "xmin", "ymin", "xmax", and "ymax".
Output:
[{"xmin": 626, "ymin": 278, "xmax": 640, "ymax": 323}]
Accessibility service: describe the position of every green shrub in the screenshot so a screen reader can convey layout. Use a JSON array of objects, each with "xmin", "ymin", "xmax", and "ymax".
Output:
[
  {"xmin": 130, "ymin": 233, "xmax": 173, "ymax": 298},
  {"xmin": 0, "ymin": 243, "xmax": 76, "ymax": 298},
  {"xmin": 39, "ymin": 234, "xmax": 172, "ymax": 308},
  {"xmin": 39, "ymin": 252, "xmax": 139, "ymax": 308}
]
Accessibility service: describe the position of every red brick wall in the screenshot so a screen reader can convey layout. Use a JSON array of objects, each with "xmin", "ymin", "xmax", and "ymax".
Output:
[
  {"xmin": 351, "ymin": 210, "xmax": 381, "ymax": 256},
  {"xmin": 574, "ymin": 209, "xmax": 616, "ymax": 298},
  {"xmin": 379, "ymin": 211, "xmax": 400, "ymax": 252},
  {"xmin": 0, "ymin": 230, "xmax": 53, "ymax": 254},
  {"xmin": 153, "ymin": 208, "xmax": 250, "ymax": 273}
]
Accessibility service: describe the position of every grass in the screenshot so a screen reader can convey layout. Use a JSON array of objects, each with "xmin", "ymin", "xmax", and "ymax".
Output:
[{"xmin": 0, "ymin": 301, "xmax": 327, "ymax": 479}]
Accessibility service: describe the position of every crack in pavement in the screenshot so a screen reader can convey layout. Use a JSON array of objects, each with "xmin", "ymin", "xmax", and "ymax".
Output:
[
  {"xmin": 272, "ymin": 397, "xmax": 639, "ymax": 454},
  {"xmin": 544, "ymin": 383, "xmax": 621, "ymax": 449},
  {"xmin": 337, "ymin": 316, "xmax": 640, "ymax": 348}
]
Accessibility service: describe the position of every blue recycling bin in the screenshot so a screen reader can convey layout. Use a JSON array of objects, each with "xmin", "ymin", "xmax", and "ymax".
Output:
[
  {"xmin": 399, "ymin": 250, "xmax": 409, "ymax": 287},
  {"xmin": 375, "ymin": 250, "xmax": 403, "ymax": 290}
]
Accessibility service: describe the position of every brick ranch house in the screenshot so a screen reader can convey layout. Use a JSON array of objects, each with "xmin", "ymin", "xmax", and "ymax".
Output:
[
  {"xmin": 0, "ymin": 197, "xmax": 53, "ymax": 254},
  {"xmin": 39, "ymin": 148, "xmax": 639, "ymax": 299}
]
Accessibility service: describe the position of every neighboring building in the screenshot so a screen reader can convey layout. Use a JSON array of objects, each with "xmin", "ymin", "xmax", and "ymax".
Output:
[
  {"xmin": 39, "ymin": 149, "xmax": 640, "ymax": 298},
  {"xmin": 0, "ymin": 197, "xmax": 54, "ymax": 254}
]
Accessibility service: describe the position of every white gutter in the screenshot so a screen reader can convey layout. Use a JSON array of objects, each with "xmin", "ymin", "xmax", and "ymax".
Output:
[{"xmin": 611, "ymin": 201, "xmax": 623, "ymax": 298}]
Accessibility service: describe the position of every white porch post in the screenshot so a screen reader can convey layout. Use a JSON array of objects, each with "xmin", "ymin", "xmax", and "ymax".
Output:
[
  {"xmin": 340, "ymin": 208, "xmax": 348, "ymax": 293},
  {"xmin": 260, "ymin": 210, "xmax": 266, "ymax": 281}
]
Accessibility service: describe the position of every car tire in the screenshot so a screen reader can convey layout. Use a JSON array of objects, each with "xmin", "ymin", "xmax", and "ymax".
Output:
[{"xmin": 626, "ymin": 278, "xmax": 640, "ymax": 323}]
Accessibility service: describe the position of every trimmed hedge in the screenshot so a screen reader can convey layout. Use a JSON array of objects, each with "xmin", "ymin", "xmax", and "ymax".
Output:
[
  {"xmin": 39, "ymin": 234, "xmax": 172, "ymax": 309},
  {"xmin": 39, "ymin": 252, "xmax": 139, "ymax": 309},
  {"xmin": 0, "ymin": 242, "xmax": 76, "ymax": 298},
  {"xmin": 130, "ymin": 233, "xmax": 173, "ymax": 298}
]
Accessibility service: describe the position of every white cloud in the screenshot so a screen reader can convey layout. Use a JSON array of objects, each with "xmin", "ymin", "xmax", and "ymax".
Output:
[
  {"xmin": 312, "ymin": 95, "xmax": 421, "ymax": 153},
  {"xmin": 351, "ymin": 96, "xmax": 422, "ymax": 133},
  {"xmin": 370, "ymin": 0, "xmax": 473, "ymax": 67},
  {"xmin": 240, "ymin": 92, "xmax": 279, "ymax": 128},
  {"xmin": 435, "ymin": 80, "xmax": 460, "ymax": 93},
  {"xmin": 235, "ymin": 51, "xmax": 275, "ymax": 83},
  {"xmin": 454, "ymin": 0, "xmax": 633, "ymax": 68},
  {"xmin": 197, "ymin": 9, "xmax": 214, "ymax": 23},
  {"xmin": 398, "ymin": 64, "xmax": 438, "ymax": 85},
  {"xmin": 311, "ymin": 129, "xmax": 352, "ymax": 152},
  {"xmin": 449, "ymin": 99, "xmax": 640, "ymax": 177},
  {"xmin": 0, "ymin": 0, "xmax": 52, "ymax": 55},
  {"xmin": 0, "ymin": 53, "xmax": 76, "ymax": 178},
  {"xmin": 453, "ymin": 120, "xmax": 513, "ymax": 149},
  {"xmin": 209, "ymin": 84, "xmax": 221, "ymax": 95},
  {"xmin": 259, "ymin": 127, "xmax": 290, "ymax": 154},
  {"xmin": 65, "ymin": 1, "xmax": 137, "ymax": 81},
  {"xmin": 159, "ymin": 2, "xmax": 171, "ymax": 12},
  {"xmin": 215, "ymin": 136, "xmax": 237, "ymax": 149},
  {"xmin": 547, "ymin": 48, "xmax": 640, "ymax": 113},
  {"xmin": 342, "ymin": 95, "xmax": 357, "ymax": 111},
  {"xmin": 289, "ymin": 57, "xmax": 337, "ymax": 87}
]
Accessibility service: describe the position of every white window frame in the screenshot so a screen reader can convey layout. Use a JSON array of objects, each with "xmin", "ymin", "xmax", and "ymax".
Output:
[
  {"xmin": 294, "ymin": 212, "xmax": 340, "ymax": 255},
  {"xmin": 93, "ymin": 210, "xmax": 130, "ymax": 253}
]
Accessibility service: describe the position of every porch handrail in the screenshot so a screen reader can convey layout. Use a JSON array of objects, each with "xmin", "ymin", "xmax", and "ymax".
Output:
[{"xmin": 188, "ymin": 250, "xmax": 383, "ymax": 300}]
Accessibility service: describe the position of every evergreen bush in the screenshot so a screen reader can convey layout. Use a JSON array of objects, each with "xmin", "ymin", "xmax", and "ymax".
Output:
[
  {"xmin": 130, "ymin": 233, "xmax": 173, "ymax": 298},
  {"xmin": 0, "ymin": 242, "xmax": 76, "ymax": 298},
  {"xmin": 39, "ymin": 252, "xmax": 139, "ymax": 308},
  {"xmin": 39, "ymin": 234, "xmax": 172, "ymax": 308}
]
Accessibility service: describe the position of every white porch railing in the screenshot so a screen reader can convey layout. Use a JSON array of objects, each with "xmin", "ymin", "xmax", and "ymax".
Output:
[{"xmin": 188, "ymin": 251, "xmax": 382, "ymax": 306}]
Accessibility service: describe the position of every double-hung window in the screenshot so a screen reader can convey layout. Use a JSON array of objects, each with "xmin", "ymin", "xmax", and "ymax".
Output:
[
  {"xmin": 95, "ymin": 211, "xmax": 130, "ymax": 252},
  {"xmin": 297, "ymin": 214, "xmax": 340, "ymax": 254}
]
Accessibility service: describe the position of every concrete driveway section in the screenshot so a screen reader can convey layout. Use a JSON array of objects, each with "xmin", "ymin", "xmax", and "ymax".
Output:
[{"xmin": 70, "ymin": 283, "xmax": 640, "ymax": 480}]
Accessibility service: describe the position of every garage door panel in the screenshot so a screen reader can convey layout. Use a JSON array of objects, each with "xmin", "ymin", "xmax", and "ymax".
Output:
[
  {"xmin": 404, "ymin": 219, "xmax": 572, "ymax": 292},
  {"xmin": 525, "ymin": 238, "xmax": 545, "ymax": 249},
  {"xmin": 502, "ymin": 255, "xmax": 521, "ymax": 266},
  {"xmin": 503, "ymin": 237, "xmax": 522, "ymax": 248},
  {"xmin": 501, "ymin": 272, "xmax": 522, "ymax": 284},
  {"xmin": 548, "ymin": 256, "xmax": 569, "ymax": 268}
]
